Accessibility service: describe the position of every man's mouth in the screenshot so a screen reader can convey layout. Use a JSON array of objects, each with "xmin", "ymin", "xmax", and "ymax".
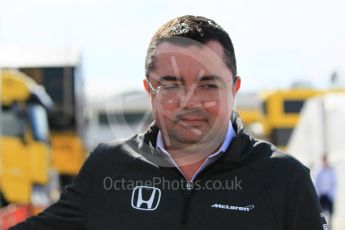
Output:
[
  {"xmin": 173, "ymin": 109, "xmax": 208, "ymax": 130},
  {"xmin": 176, "ymin": 116, "xmax": 206, "ymax": 126}
]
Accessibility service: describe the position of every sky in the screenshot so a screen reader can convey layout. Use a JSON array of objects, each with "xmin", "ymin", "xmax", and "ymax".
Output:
[{"xmin": 1, "ymin": 0, "xmax": 345, "ymax": 99}]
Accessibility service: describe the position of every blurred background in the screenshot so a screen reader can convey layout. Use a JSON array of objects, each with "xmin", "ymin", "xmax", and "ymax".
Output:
[{"xmin": 0, "ymin": 0, "xmax": 344, "ymax": 229}]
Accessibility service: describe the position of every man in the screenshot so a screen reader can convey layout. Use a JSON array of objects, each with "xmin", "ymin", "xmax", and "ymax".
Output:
[
  {"xmin": 11, "ymin": 15, "xmax": 326, "ymax": 230},
  {"xmin": 314, "ymin": 155, "xmax": 336, "ymax": 229}
]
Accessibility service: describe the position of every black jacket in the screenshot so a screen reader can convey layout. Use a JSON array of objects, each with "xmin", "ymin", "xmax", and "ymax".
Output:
[{"xmin": 11, "ymin": 116, "xmax": 327, "ymax": 230}]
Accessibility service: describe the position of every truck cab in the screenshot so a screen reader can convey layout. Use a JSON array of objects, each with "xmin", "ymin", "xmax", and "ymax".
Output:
[{"xmin": 0, "ymin": 69, "xmax": 53, "ymax": 206}]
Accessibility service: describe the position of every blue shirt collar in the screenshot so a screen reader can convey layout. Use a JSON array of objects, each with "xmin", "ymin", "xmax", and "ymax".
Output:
[{"xmin": 156, "ymin": 121, "xmax": 236, "ymax": 181}]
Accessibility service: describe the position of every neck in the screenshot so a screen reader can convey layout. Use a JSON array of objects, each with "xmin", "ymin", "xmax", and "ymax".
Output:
[
  {"xmin": 179, "ymin": 157, "xmax": 208, "ymax": 181},
  {"xmin": 166, "ymin": 143, "xmax": 221, "ymax": 181}
]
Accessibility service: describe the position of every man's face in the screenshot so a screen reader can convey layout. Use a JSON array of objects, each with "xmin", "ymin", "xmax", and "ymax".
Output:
[{"xmin": 144, "ymin": 40, "xmax": 240, "ymax": 152}]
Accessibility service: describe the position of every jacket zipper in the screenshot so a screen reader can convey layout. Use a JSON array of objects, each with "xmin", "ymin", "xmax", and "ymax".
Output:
[{"xmin": 180, "ymin": 181, "xmax": 194, "ymax": 230}]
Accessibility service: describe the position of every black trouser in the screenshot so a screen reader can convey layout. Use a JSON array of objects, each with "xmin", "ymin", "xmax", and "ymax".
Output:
[{"xmin": 319, "ymin": 194, "xmax": 334, "ymax": 215}]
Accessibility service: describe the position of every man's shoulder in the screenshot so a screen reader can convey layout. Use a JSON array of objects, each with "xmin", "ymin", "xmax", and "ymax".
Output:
[
  {"xmin": 83, "ymin": 133, "xmax": 163, "ymax": 180},
  {"xmin": 90, "ymin": 135, "xmax": 143, "ymax": 163},
  {"xmin": 240, "ymin": 135, "xmax": 307, "ymax": 170},
  {"xmin": 265, "ymin": 152, "xmax": 310, "ymax": 185},
  {"xmin": 246, "ymin": 136, "xmax": 310, "ymax": 176},
  {"xmin": 270, "ymin": 150, "xmax": 310, "ymax": 174},
  {"xmin": 244, "ymin": 140, "xmax": 312, "ymax": 197}
]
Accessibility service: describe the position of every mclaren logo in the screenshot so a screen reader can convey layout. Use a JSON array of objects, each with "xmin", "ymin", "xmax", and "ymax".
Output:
[
  {"xmin": 211, "ymin": 203, "xmax": 255, "ymax": 212},
  {"xmin": 131, "ymin": 186, "xmax": 161, "ymax": 211}
]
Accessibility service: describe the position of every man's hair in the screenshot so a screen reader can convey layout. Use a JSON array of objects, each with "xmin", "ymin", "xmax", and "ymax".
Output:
[{"xmin": 145, "ymin": 15, "xmax": 237, "ymax": 79}]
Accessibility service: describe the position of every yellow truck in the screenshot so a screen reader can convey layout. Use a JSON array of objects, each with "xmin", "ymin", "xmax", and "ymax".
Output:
[
  {"xmin": 259, "ymin": 88, "xmax": 328, "ymax": 149},
  {"xmin": 0, "ymin": 69, "xmax": 53, "ymax": 206},
  {"xmin": 1, "ymin": 48, "xmax": 87, "ymax": 187},
  {"xmin": 238, "ymin": 88, "xmax": 345, "ymax": 150},
  {"xmin": 18, "ymin": 59, "xmax": 86, "ymax": 187}
]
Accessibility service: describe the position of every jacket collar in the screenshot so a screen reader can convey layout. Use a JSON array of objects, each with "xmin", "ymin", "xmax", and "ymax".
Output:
[{"xmin": 136, "ymin": 112, "xmax": 274, "ymax": 173}]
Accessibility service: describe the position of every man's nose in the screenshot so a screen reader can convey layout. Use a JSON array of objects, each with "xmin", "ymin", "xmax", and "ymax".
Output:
[{"xmin": 180, "ymin": 85, "xmax": 201, "ymax": 108}]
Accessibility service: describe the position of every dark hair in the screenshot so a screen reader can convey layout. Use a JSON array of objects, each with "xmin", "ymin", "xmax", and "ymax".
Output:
[{"xmin": 145, "ymin": 15, "xmax": 237, "ymax": 79}]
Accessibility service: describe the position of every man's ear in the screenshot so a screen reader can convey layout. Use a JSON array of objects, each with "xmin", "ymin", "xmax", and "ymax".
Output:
[
  {"xmin": 143, "ymin": 79, "xmax": 150, "ymax": 94},
  {"xmin": 233, "ymin": 76, "xmax": 241, "ymax": 94}
]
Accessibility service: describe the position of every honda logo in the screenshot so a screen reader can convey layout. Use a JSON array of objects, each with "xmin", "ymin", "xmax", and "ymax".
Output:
[{"xmin": 131, "ymin": 186, "xmax": 161, "ymax": 211}]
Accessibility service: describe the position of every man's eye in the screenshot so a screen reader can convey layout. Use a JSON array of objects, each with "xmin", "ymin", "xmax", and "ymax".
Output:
[
  {"xmin": 198, "ymin": 84, "xmax": 219, "ymax": 89},
  {"xmin": 161, "ymin": 84, "xmax": 180, "ymax": 91}
]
